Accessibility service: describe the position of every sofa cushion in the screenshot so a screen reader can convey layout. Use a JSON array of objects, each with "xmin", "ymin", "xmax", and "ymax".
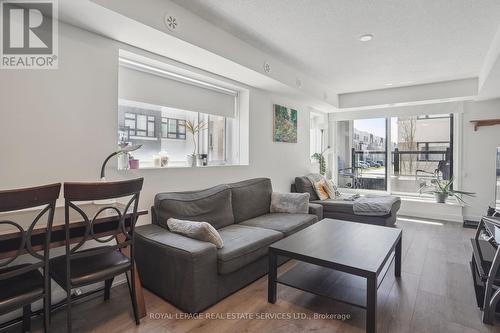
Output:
[
  {"xmin": 240, "ymin": 213, "xmax": 317, "ymax": 237},
  {"xmin": 167, "ymin": 218, "xmax": 224, "ymax": 249},
  {"xmin": 216, "ymin": 225, "xmax": 282, "ymax": 275},
  {"xmin": 312, "ymin": 197, "xmax": 400, "ymax": 217},
  {"xmin": 294, "ymin": 177, "xmax": 319, "ymax": 201},
  {"xmin": 154, "ymin": 184, "xmax": 234, "ymax": 229},
  {"xmin": 270, "ymin": 192, "xmax": 310, "ymax": 214},
  {"xmin": 229, "ymin": 178, "xmax": 272, "ymax": 223},
  {"xmin": 311, "ymin": 199, "xmax": 355, "ymax": 214}
]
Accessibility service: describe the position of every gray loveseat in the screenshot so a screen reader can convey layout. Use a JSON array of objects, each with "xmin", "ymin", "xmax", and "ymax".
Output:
[
  {"xmin": 293, "ymin": 176, "xmax": 401, "ymax": 227},
  {"xmin": 135, "ymin": 178, "xmax": 322, "ymax": 313}
]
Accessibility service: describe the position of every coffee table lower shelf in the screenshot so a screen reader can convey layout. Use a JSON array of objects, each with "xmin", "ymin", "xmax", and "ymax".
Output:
[{"xmin": 276, "ymin": 253, "xmax": 395, "ymax": 309}]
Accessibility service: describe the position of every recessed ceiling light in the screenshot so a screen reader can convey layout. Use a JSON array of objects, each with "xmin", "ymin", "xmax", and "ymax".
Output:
[
  {"xmin": 384, "ymin": 83, "xmax": 394, "ymax": 86},
  {"xmin": 359, "ymin": 34, "xmax": 374, "ymax": 42}
]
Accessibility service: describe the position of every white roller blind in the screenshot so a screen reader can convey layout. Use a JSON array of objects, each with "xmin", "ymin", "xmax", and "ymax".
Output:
[{"xmin": 119, "ymin": 64, "xmax": 236, "ymax": 118}]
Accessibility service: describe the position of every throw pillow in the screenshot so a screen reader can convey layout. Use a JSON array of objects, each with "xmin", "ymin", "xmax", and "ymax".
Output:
[
  {"xmin": 270, "ymin": 192, "xmax": 310, "ymax": 214},
  {"xmin": 324, "ymin": 178, "xmax": 341, "ymax": 198},
  {"xmin": 167, "ymin": 218, "xmax": 223, "ymax": 248},
  {"xmin": 306, "ymin": 173, "xmax": 323, "ymax": 185},
  {"xmin": 313, "ymin": 180, "xmax": 329, "ymax": 200}
]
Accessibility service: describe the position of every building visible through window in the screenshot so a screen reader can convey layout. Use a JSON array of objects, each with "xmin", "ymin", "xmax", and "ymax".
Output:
[
  {"xmin": 118, "ymin": 99, "xmax": 232, "ymax": 167},
  {"xmin": 118, "ymin": 54, "xmax": 242, "ymax": 168},
  {"xmin": 124, "ymin": 112, "xmax": 155, "ymax": 138},
  {"xmin": 162, "ymin": 118, "xmax": 186, "ymax": 140},
  {"xmin": 335, "ymin": 113, "xmax": 454, "ymax": 195}
]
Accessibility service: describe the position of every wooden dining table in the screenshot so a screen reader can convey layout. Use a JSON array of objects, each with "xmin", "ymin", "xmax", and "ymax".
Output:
[{"xmin": 0, "ymin": 203, "xmax": 148, "ymax": 319}]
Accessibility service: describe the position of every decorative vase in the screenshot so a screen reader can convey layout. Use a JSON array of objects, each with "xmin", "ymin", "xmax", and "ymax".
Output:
[
  {"xmin": 129, "ymin": 159, "xmax": 140, "ymax": 169},
  {"xmin": 159, "ymin": 151, "xmax": 169, "ymax": 167},
  {"xmin": 435, "ymin": 192, "xmax": 448, "ymax": 203},
  {"xmin": 187, "ymin": 154, "xmax": 197, "ymax": 167},
  {"xmin": 118, "ymin": 153, "xmax": 129, "ymax": 170}
]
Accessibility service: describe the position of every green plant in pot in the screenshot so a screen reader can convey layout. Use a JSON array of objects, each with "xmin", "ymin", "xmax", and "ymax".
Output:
[
  {"xmin": 311, "ymin": 146, "xmax": 330, "ymax": 176},
  {"xmin": 419, "ymin": 177, "xmax": 475, "ymax": 204},
  {"xmin": 185, "ymin": 120, "xmax": 207, "ymax": 167},
  {"xmin": 311, "ymin": 153, "xmax": 326, "ymax": 175}
]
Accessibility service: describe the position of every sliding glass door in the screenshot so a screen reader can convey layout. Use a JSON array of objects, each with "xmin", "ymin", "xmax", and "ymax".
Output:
[
  {"xmin": 390, "ymin": 114, "xmax": 453, "ymax": 195},
  {"xmin": 335, "ymin": 113, "xmax": 454, "ymax": 196},
  {"xmin": 336, "ymin": 118, "xmax": 387, "ymax": 191}
]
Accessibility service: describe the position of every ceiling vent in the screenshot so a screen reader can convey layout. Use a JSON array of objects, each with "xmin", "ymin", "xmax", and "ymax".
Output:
[
  {"xmin": 164, "ymin": 14, "xmax": 178, "ymax": 31},
  {"xmin": 263, "ymin": 62, "xmax": 271, "ymax": 74}
]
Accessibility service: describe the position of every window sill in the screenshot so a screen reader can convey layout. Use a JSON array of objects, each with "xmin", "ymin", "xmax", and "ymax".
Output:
[
  {"xmin": 118, "ymin": 164, "xmax": 248, "ymax": 171},
  {"xmin": 129, "ymin": 136, "xmax": 158, "ymax": 141},
  {"xmin": 398, "ymin": 195, "xmax": 462, "ymax": 206}
]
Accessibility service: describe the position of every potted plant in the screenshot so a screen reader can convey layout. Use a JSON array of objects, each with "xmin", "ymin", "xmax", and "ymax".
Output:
[
  {"xmin": 185, "ymin": 120, "xmax": 207, "ymax": 167},
  {"xmin": 311, "ymin": 153, "xmax": 326, "ymax": 176},
  {"xmin": 311, "ymin": 146, "xmax": 330, "ymax": 176},
  {"xmin": 419, "ymin": 177, "xmax": 475, "ymax": 204}
]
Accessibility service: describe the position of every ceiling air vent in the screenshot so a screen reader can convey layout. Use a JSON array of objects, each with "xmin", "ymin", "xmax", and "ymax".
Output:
[
  {"xmin": 263, "ymin": 62, "xmax": 271, "ymax": 74},
  {"xmin": 164, "ymin": 15, "xmax": 178, "ymax": 31}
]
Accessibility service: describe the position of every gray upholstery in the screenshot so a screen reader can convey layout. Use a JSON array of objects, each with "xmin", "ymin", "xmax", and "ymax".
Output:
[
  {"xmin": 311, "ymin": 199, "xmax": 357, "ymax": 214},
  {"xmin": 294, "ymin": 176, "xmax": 319, "ymax": 201},
  {"xmin": 311, "ymin": 198, "xmax": 401, "ymax": 227},
  {"xmin": 135, "ymin": 224, "xmax": 218, "ymax": 313},
  {"xmin": 136, "ymin": 177, "xmax": 320, "ymax": 313},
  {"xmin": 229, "ymin": 178, "xmax": 272, "ymax": 223},
  {"xmin": 294, "ymin": 177, "xmax": 401, "ymax": 227},
  {"xmin": 308, "ymin": 203, "xmax": 323, "ymax": 220},
  {"xmin": 240, "ymin": 213, "xmax": 317, "ymax": 237},
  {"xmin": 154, "ymin": 184, "xmax": 234, "ymax": 229},
  {"xmin": 216, "ymin": 225, "xmax": 282, "ymax": 274},
  {"xmin": 216, "ymin": 253, "xmax": 289, "ymax": 302}
]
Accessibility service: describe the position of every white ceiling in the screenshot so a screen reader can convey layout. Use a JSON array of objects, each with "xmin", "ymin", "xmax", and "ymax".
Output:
[{"xmin": 172, "ymin": 0, "xmax": 500, "ymax": 94}]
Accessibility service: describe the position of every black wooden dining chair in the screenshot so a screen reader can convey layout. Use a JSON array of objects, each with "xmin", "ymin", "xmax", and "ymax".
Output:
[
  {"xmin": 0, "ymin": 183, "xmax": 61, "ymax": 332},
  {"xmin": 50, "ymin": 178, "xmax": 143, "ymax": 333}
]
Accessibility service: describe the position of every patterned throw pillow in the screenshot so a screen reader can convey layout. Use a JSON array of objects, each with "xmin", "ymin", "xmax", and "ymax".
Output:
[
  {"xmin": 324, "ymin": 178, "xmax": 341, "ymax": 198},
  {"xmin": 313, "ymin": 180, "xmax": 329, "ymax": 200}
]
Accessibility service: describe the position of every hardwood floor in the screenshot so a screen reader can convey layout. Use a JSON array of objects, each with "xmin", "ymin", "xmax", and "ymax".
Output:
[{"xmin": 5, "ymin": 218, "xmax": 500, "ymax": 333}]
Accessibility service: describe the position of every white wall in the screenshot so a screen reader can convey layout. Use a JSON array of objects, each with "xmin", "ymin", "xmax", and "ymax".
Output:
[
  {"xmin": 461, "ymin": 98, "xmax": 500, "ymax": 220},
  {"xmin": 0, "ymin": 22, "xmax": 314, "ymax": 219}
]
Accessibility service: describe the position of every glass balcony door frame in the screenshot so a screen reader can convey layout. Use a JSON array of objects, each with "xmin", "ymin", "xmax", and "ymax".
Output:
[
  {"xmin": 335, "ymin": 113, "xmax": 459, "ymax": 197},
  {"xmin": 336, "ymin": 118, "xmax": 390, "ymax": 195}
]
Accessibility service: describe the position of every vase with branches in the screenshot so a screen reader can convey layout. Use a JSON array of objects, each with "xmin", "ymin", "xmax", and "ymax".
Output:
[
  {"xmin": 419, "ymin": 176, "xmax": 475, "ymax": 204},
  {"xmin": 311, "ymin": 146, "xmax": 330, "ymax": 176},
  {"xmin": 185, "ymin": 120, "xmax": 207, "ymax": 167},
  {"xmin": 311, "ymin": 153, "xmax": 326, "ymax": 175}
]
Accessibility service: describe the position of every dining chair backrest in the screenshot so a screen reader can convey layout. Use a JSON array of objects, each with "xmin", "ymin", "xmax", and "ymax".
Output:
[
  {"xmin": 0, "ymin": 183, "xmax": 61, "ymax": 280},
  {"xmin": 62, "ymin": 178, "xmax": 144, "ymax": 258}
]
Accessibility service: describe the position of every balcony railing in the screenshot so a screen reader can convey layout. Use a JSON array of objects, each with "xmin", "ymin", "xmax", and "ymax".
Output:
[{"xmin": 338, "ymin": 148, "xmax": 452, "ymax": 191}]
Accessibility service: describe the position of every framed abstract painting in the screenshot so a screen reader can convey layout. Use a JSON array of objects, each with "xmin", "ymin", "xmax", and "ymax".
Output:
[{"xmin": 273, "ymin": 104, "xmax": 297, "ymax": 143}]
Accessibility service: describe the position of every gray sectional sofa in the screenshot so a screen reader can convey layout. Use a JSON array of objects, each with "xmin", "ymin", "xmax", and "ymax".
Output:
[
  {"xmin": 293, "ymin": 176, "xmax": 401, "ymax": 227},
  {"xmin": 135, "ymin": 178, "xmax": 322, "ymax": 313}
]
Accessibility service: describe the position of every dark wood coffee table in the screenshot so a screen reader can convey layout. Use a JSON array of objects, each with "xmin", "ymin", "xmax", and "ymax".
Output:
[{"xmin": 268, "ymin": 219, "xmax": 402, "ymax": 333}]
